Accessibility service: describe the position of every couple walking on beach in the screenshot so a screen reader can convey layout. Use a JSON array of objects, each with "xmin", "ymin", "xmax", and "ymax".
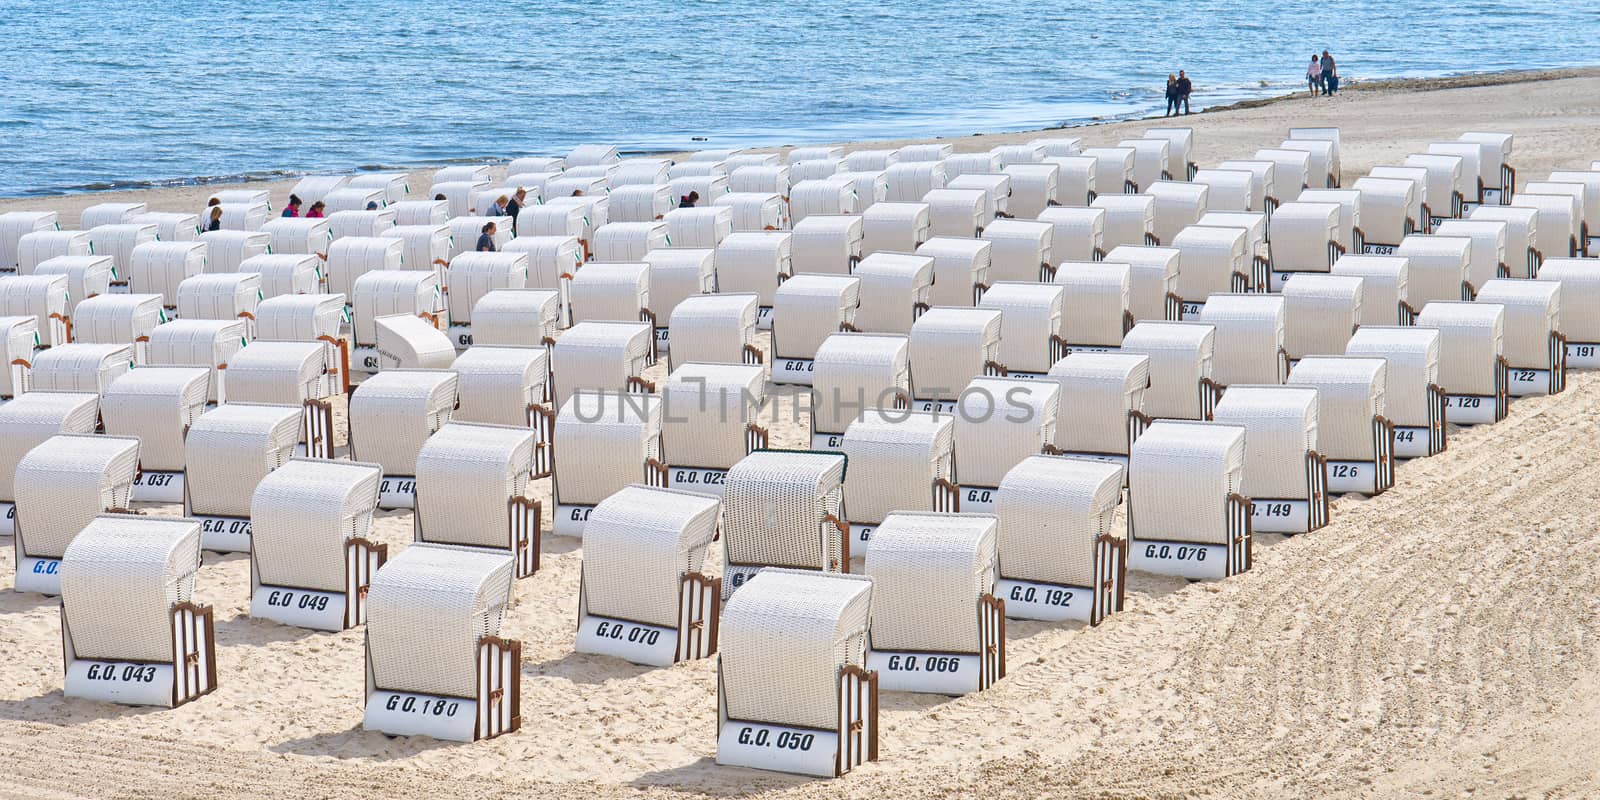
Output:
[
  {"xmin": 1164, "ymin": 71, "xmax": 1192, "ymax": 116},
  {"xmin": 1308, "ymin": 50, "xmax": 1339, "ymax": 96}
]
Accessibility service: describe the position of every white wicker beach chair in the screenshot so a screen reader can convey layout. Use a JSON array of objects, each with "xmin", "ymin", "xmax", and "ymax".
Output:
[
  {"xmin": 508, "ymin": 155, "xmax": 565, "ymax": 175},
  {"xmin": 1403, "ymin": 154, "xmax": 1466, "ymax": 225},
  {"xmin": 978, "ymin": 282, "xmax": 1066, "ymax": 375},
  {"xmin": 1091, "ymin": 194, "xmax": 1159, "ymax": 249},
  {"xmin": 183, "ymin": 402, "xmax": 302, "ymax": 551},
  {"xmin": 12, "ymin": 433, "xmax": 139, "ymax": 594},
  {"xmin": 1285, "ymin": 356, "xmax": 1394, "ymax": 495},
  {"xmin": 842, "ymin": 149, "xmax": 896, "ymax": 173},
  {"xmin": 362, "ymin": 542, "xmax": 519, "ymax": 741},
  {"xmin": 549, "ymin": 321, "xmax": 654, "ymax": 408},
  {"xmin": 1030, "ymin": 136, "xmax": 1084, "ymax": 158},
  {"xmin": 568, "ymin": 261, "xmax": 653, "ymax": 346},
  {"xmin": 16, "ymin": 229, "xmax": 92, "ymax": 274},
  {"xmin": 1352, "ymin": 178, "xmax": 1418, "ymax": 254},
  {"xmin": 1458, "ymin": 132, "xmax": 1516, "ymax": 205},
  {"xmin": 320, "ymin": 187, "xmax": 386, "ymax": 216},
  {"xmin": 225, "ymin": 341, "xmax": 340, "ymax": 456},
  {"xmin": 1002, "ymin": 163, "xmax": 1060, "ymax": 220},
  {"xmin": 729, "ymin": 165, "xmax": 791, "ymax": 198},
  {"xmin": 0, "ymin": 392, "xmax": 97, "ymax": 540},
  {"xmin": 715, "ymin": 192, "xmax": 789, "ymax": 232},
  {"xmin": 952, "ymin": 376, "xmax": 1059, "ymax": 513},
  {"xmin": 1394, "ymin": 235, "xmax": 1474, "ymax": 305},
  {"xmin": 1544, "ymin": 170, "xmax": 1600, "ymax": 256},
  {"xmin": 58, "ymin": 515, "xmax": 214, "ymax": 707},
  {"xmin": 289, "ymin": 176, "xmax": 350, "ymax": 206},
  {"xmin": 198, "ymin": 230, "xmax": 272, "ymax": 273},
  {"xmin": 351, "ymin": 269, "xmax": 444, "ymax": 354},
  {"xmin": 884, "ymin": 161, "xmax": 946, "ymax": 203},
  {"xmin": 893, "ymin": 143, "xmax": 951, "ymax": 163},
  {"xmin": 995, "ymin": 455, "xmax": 1125, "ymax": 623},
  {"xmin": 980, "ymin": 219, "xmax": 1055, "ymax": 283},
  {"xmin": 924, "ymin": 188, "xmax": 990, "ymax": 238},
  {"xmin": 1044, "ymin": 352, "xmax": 1151, "ymax": 468},
  {"xmin": 1040, "ymin": 155, "xmax": 1097, "ymax": 209},
  {"xmin": 1367, "ymin": 165, "xmax": 1433, "ymax": 232},
  {"xmin": 667, "ymin": 293, "xmax": 763, "ymax": 371},
  {"xmin": 445, "ymin": 251, "xmax": 528, "ymax": 348},
  {"xmin": 429, "ymin": 180, "xmax": 489, "ymax": 219},
  {"xmin": 944, "ymin": 152, "xmax": 1001, "ymax": 180},
  {"xmin": 1468, "ymin": 205, "xmax": 1540, "ymax": 277},
  {"xmin": 144, "ymin": 318, "xmax": 244, "ymax": 404},
  {"xmin": 1170, "ymin": 226, "xmax": 1249, "ymax": 314},
  {"xmin": 863, "ymin": 513, "xmax": 1002, "ymax": 696},
  {"xmin": 661, "ymin": 363, "xmax": 768, "ymax": 495},
  {"xmin": 463, "ymin": 289, "xmax": 559, "ymax": 353},
  {"xmin": 1052, "ymin": 261, "xmax": 1132, "ymax": 352},
  {"xmin": 1211, "ymin": 385, "xmax": 1327, "ymax": 534},
  {"xmin": 177, "ymin": 272, "xmax": 262, "ymax": 338},
  {"xmin": 249, "ymin": 458, "xmax": 384, "ymax": 630},
  {"xmin": 1117, "ymin": 139, "xmax": 1171, "ymax": 194},
  {"xmin": 1297, "ymin": 188, "xmax": 1364, "ymax": 254},
  {"xmin": 1535, "ymin": 258, "xmax": 1600, "ymax": 368},
  {"xmin": 1279, "ymin": 274, "xmax": 1363, "ymax": 364},
  {"xmin": 720, "ymin": 450, "xmax": 850, "ymax": 595},
  {"xmin": 1344, "ymin": 325, "xmax": 1445, "ymax": 458},
  {"xmin": 1472, "ymin": 279, "xmax": 1564, "ymax": 396},
  {"xmin": 413, "ymin": 422, "xmax": 540, "ymax": 577},
  {"xmin": 790, "ymin": 214, "xmax": 863, "ymax": 276},
  {"xmin": 1035, "ymin": 206, "xmax": 1106, "ymax": 263},
  {"xmin": 947, "ymin": 173, "xmax": 1012, "ymax": 220},
  {"xmin": 0, "ymin": 315, "xmax": 36, "ymax": 399},
  {"xmin": 28, "ymin": 342, "xmax": 134, "ymax": 395},
  {"xmin": 1146, "ymin": 181, "xmax": 1209, "ymax": 244},
  {"xmin": 1080, "ymin": 147, "xmax": 1138, "ymax": 194},
  {"xmin": 101, "ymin": 366, "xmax": 208, "ymax": 502},
  {"xmin": 349, "ymin": 369, "xmax": 458, "ymax": 508},
  {"xmin": 1104, "ymin": 245, "xmax": 1181, "ymax": 322},
  {"xmin": 1143, "ymin": 127, "xmax": 1196, "ymax": 179},
  {"xmin": 552, "ymin": 391, "xmax": 664, "ymax": 536},
  {"xmin": 851, "ymin": 253, "xmax": 933, "ymax": 335},
  {"xmin": 716, "ymin": 569, "xmax": 876, "ymax": 777},
  {"xmin": 0, "ymin": 274, "xmax": 71, "ymax": 347},
  {"xmin": 32, "ymin": 256, "xmax": 112, "ymax": 313},
  {"xmin": 859, "ymin": 202, "xmax": 930, "ymax": 258},
  {"xmin": 501, "ymin": 234, "xmax": 581, "ymax": 325},
  {"xmin": 84, "ymin": 223, "xmax": 156, "ymax": 282},
  {"xmin": 450, "ymin": 217, "xmax": 515, "ymax": 256},
  {"xmin": 916, "ymin": 237, "xmax": 992, "ymax": 307},
  {"xmin": 566, "ymin": 144, "xmax": 620, "ymax": 167},
  {"xmin": 349, "ymin": 172, "xmax": 409, "ymax": 203},
  {"xmin": 207, "ymin": 200, "xmax": 270, "ymax": 232},
  {"xmin": 70, "ymin": 293, "xmax": 165, "ymax": 358},
  {"xmin": 1287, "ymin": 128, "xmax": 1341, "ymax": 187},
  {"xmin": 1215, "ymin": 160, "xmax": 1279, "ymax": 215},
  {"xmin": 1191, "ymin": 168, "xmax": 1254, "ymax": 214},
  {"xmin": 378, "ymin": 224, "xmax": 450, "ymax": 278},
  {"xmin": 789, "ymin": 158, "xmax": 844, "ymax": 183},
  {"xmin": 666, "ymin": 176, "xmax": 731, "ymax": 210},
  {"xmin": 641, "ymin": 248, "xmax": 716, "ymax": 351},
  {"xmin": 450, "ymin": 345, "xmax": 550, "ymax": 440},
  {"xmin": 610, "ymin": 160, "xmax": 670, "ymax": 189},
  {"xmin": 128, "ymin": 241, "xmax": 206, "ymax": 308},
  {"xmin": 790, "ymin": 178, "xmax": 858, "ymax": 224},
  {"xmin": 1279, "ymin": 138, "xmax": 1337, "ymax": 189},
  {"xmin": 1199, "ymin": 293, "xmax": 1288, "ymax": 386},
  {"xmin": 593, "ymin": 222, "xmax": 669, "ymax": 264},
  {"xmin": 576, "ymin": 485, "xmax": 721, "ymax": 665},
  {"xmin": 715, "ymin": 232, "xmax": 793, "ymax": 329},
  {"xmin": 1265, "ymin": 201, "xmax": 1343, "ymax": 290},
  {"xmin": 1428, "ymin": 142, "xmax": 1490, "ymax": 207},
  {"xmin": 908, "ymin": 308, "xmax": 1004, "ymax": 407},
  {"xmin": 608, "ymin": 184, "xmax": 673, "ymax": 224},
  {"xmin": 1254, "ymin": 148, "xmax": 1312, "ymax": 203},
  {"xmin": 1126, "ymin": 420, "xmax": 1250, "ymax": 579},
  {"xmin": 326, "ymin": 236, "xmax": 404, "ymax": 303},
  {"xmin": 1434, "ymin": 219, "xmax": 1509, "ymax": 293},
  {"xmin": 838, "ymin": 410, "xmax": 957, "ymax": 554},
  {"xmin": 1121, "ymin": 321, "xmax": 1220, "ymax": 420},
  {"xmin": 810, "ymin": 333, "xmax": 911, "ymax": 449},
  {"xmin": 772, "ymin": 274, "xmax": 861, "ymax": 386},
  {"xmin": 1515, "ymin": 190, "xmax": 1582, "ymax": 260},
  {"xmin": 1332, "ymin": 254, "xmax": 1412, "ymax": 325},
  {"xmin": 664, "ymin": 207, "xmax": 736, "ymax": 250},
  {"xmin": 240, "ymin": 253, "xmax": 321, "ymax": 299},
  {"xmin": 990, "ymin": 143, "xmax": 1043, "ymax": 168},
  {"xmin": 0, "ymin": 211, "xmax": 59, "ymax": 269}
]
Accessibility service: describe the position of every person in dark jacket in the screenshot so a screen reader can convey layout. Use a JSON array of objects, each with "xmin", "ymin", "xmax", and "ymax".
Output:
[
  {"xmin": 282, "ymin": 194, "xmax": 302, "ymax": 217},
  {"xmin": 1321, "ymin": 51, "xmax": 1338, "ymax": 95},
  {"xmin": 476, "ymin": 221, "xmax": 498, "ymax": 252},
  {"xmin": 679, "ymin": 191, "xmax": 700, "ymax": 208},
  {"xmin": 1165, "ymin": 74, "xmax": 1180, "ymax": 117},
  {"xmin": 205, "ymin": 205, "xmax": 224, "ymax": 232},
  {"xmin": 1176, "ymin": 71, "xmax": 1193, "ymax": 115},
  {"xmin": 506, "ymin": 188, "xmax": 527, "ymax": 235}
]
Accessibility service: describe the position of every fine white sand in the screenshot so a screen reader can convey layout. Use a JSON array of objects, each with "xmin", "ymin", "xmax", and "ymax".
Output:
[{"xmin": 2, "ymin": 69, "xmax": 1599, "ymax": 799}]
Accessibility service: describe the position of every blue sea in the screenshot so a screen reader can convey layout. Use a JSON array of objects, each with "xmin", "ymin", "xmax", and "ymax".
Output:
[{"xmin": 1, "ymin": 0, "xmax": 1595, "ymax": 197}]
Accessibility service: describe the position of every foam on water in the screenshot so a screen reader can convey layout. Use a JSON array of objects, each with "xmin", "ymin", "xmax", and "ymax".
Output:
[{"xmin": 1, "ymin": 0, "xmax": 1595, "ymax": 197}]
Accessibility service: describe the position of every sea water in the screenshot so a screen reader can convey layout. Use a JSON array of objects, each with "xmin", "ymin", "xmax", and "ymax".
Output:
[{"xmin": 0, "ymin": 0, "xmax": 1595, "ymax": 196}]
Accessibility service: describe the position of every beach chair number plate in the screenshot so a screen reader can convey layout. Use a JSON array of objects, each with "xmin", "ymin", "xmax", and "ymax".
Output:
[
  {"xmin": 723, "ymin": 564, "xmax": 765, "ymax": 594},
  {"xmin": 251, "ymin": 586, "xmax": 348, "ymax": 631},
  {"xmin": 448, "ymin": 324, "xmax": 472, "ymax": 349},
  {"xmin": 1250, "ymin": 499, "xmax": 1311, "ymax": 534},
  {"xmin": 378, "ymin": 478, "xmax": 417, "ymax": 509},
  {"xmin": 1506, "ymin": 368, "xmax": 1550, "ymax": 397},
  {"xmin": 1325, "ymin": 462, "xmax": 1377, "ymax": 495},
  {"xmin": 809, "ymin": 433, "xmax": 845, "ymax": 450},
  {"xmin": 1566, "ymin": 343, "xmax": 1600, "ymax": 370},
  {"xmin": 655, "ymin": 327, "xmax": 670, "ymax": 352},
  {"xmin": 913, "ymin": 399, "xmax": 957, "ymax": 413},
  {"xmin": 65, "ymin": 660, "xmax": 175, "ymax": 706},
  {"xmin": 668, "ymin": 467, "xmax": 727, "ymax": 495},
  {"xmin": 774, "ymin": 358, "xmax": 815, "ymax": 386},
  {"xmin": 15, "ymin": 556, "xmax": 63, "ymax": 595},
  {"xmin": 131, "ymin": 471, "xmax": 185, "ymax": 504},
  {"xmin": 197, "ymin": 516, "xmax": 253, "ymax": 553},
  {"xmin": 1444, "ymin": 394, "xmax": 1497, "ymax": 425},
  {"xmin": 0, "ymin": 502, "xmax": 12, "ymax": 536},
  {"xmin": 365, "ymin": 690, "xmax": 478, "ymax": 742},
  {"xmin": 718, "ymin": 721, "xmax": 838, "ymax": 777},
  {"xmin": 867, "ymin": 650, "xmax": 980, "ymax": 695},
  {"xmin": 576, "ymin": 617, "xmax": 678, "ymax": 666},
  {"xmin": 1361, "ymin": 243, "xmax": 1398, "ymax": 255},
  {"xmin": 553, "ymin": 503, "xmax": 594, "ymax": 537},
  {"xmin": 353, "ymin": 345, "xmax": 381, "ymax": 373},
  {"xmin": 996, "ymin": 578, "xmax": 1091, "ymax": 623},
  {"xmin": 1128, "ymin": 538, "xmax": 1228, "ymax": 580},
  {"xmin": 1180, "ymin": 301, "xmax": 1206, "ymax": 318},
  {"xmin": 961, "ymin": 487, "xmax": 997, "ymax": 514},
  {"xmin": 755, "ymin": 306, "xmax": 774, "ymax": 330}
]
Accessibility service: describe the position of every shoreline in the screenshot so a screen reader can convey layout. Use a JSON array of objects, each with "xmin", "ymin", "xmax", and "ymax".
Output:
[{"xmin": 5, "ymin": 65, "xmax": 1596, "ymax": 202}]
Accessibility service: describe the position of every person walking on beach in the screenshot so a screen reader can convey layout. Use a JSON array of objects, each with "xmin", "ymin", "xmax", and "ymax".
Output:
[
  {"xmin": 205, "ymin": 206, "xmax": 223, "ymax": 232},
  {"xmin": 679, "ymin": 191, "xmax": 700, "ymax": 208},
  {"xmin": 506, "ymin": 188, "xmax": 527, "ymax": 234},
  {"xmin": 1321, "ymin": 51, "xmax": 1338, "ymax": 95},
  {"xmin": 1176, "ymin": 71, "xmax": 1193, "ymax": 115},
  {"xmin": 476, "ymin": 221, "xmax": 498, "ymax": 252},
  {"xmin": 305, "ymin": 201, "xmax": 325, "ymax": 218},
  {"xmin": 1307, "ymin": 55, "xmax": 1324, "ymax": 97},
  {"xmin": 1165, "ymin": 74, "xmax": 1181, "ymax": 117},
  {"xmin": 282, "ymin": 194, "xmax": 302, "ymax": 217}
]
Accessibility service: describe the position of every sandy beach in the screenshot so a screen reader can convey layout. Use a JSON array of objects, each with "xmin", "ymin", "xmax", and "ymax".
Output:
[{"xmin": 2, "ymin": 69, "xmax": 1599, "ymax": 799}]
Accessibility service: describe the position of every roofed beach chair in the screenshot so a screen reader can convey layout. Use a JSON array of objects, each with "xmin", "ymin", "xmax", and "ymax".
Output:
[
  {"xmin": 1434, "ymin": 219, "xmax": 1510, "ymax": 291},
  {"xmin": 1458, "ymin": 132, "xmax": 1515, "ymax": 205},
  {"xmin": 1045, "ymin": 156, "xmax": 1098, "ymax": 206},
  {"xmin": 70, "ymin": 294, "xmax": 165, "ymax": 362},
  {"xmin": 101, "ymin": 366, "xmax": 209, "ymax": 503},
  {"xmin": 713, "ymin": 192, "xmax": 789, "ymax": 232},
  {"xmin": 608, "ymin": 184, "xmax": 674, "ymax": 223},
  {"xmin": 790, "ymin": 214, "xmax": 863, "ymax": 276},
  {"xmin": 1297, "ymin": 188, "xmax": 1364, "ymax": 254},
  {"xmin": 667, "ymin": 293, "xmax": 764, "ymax": 371},
  {"xmin": 361, "ymin": 543, "xmax": 520, "ymax": 741},
  {"xmin": 199, "ymin": 230, "xmax": 272, "ymax": 273},
  {"xmin": 1286, "ymin": 356, "xmax": 1394, "ymax": 495},
  {"xmin": 980, "ymin": 219, "xmax": 1055, "ymax": 282},
  {"xmin": 864, "ymin": 513, "xmax": 1003, "ymax": 695},
  {"xmin": 549, "ymin": 320, "xmax": 654, "ymax": 408},
  {"xmin": 450, "ymin": 345, "xmax": 550, "ymax": 444},
  {"xmin": 183, "ymin": 402, "xmax": 302, "ymax": 551},
  {"xmin": 0, "ymin": 391, "xmax": 100, "ymax": 533},
  {"xmin": 577, "ymin": 485, "xmax": 722, "ymax": 665},
  {"xmin": 1544, "ymin": 170, "xmax": 1600, "ymax": 256},
  {"xmin": 27, "ymin": 342, "xmax": 134, "ymax": 395},
  {"xmin": 326, "ymin": 236, "xmax": 403, "ymax": 301},
  {"xmin": 349, "ymin": 270, "xmax": 445, "ymax": 370},
  {"xmin": 33, "ymin": 255, "xmax": 112, "ymax": 313},
  {"xmin": 809, "ymin": 333, "xmax": 911, "ymax": 449},
  {"xmin": 1394, "ymin": 235, "xmax": 1474, "ymax": 304},
  {"xmin": 1118, "ymin": 138, "xmax": 1171, "ymax": 191},
  {"xmin": 1353, "ymin": 177, "xmax": 1418, "ymax": 254},
  {"xmin": 851, "ymin": 252, "xmax": 933, "ymax": 335},
  {"xmin": 715, "ymin": 569, "xmax": 876, "ymax": 777},
  {"xmin": 16, "ymin": 229, "xmax": 92, "ymax": 274},
  {"xmin": 249, "ymin": 458, "xmax": 385, "ymax": 630},
  {"xmin": 916, "ymin": 237, "xmax": 992, "ymax": 307},
  {"xmin": 241, "ymin": 253, "xmax": 321, "ymax": 298},
  {"xmin": 1192, "ymin": 168, "xmax": 1254, "ymax": 213},
  {"xmin": 1091, "ymin": 194, "xmax": 1159, "ymax": 249},
  {"xmin": 1254, "ymin": 148, "xmax": 1312, "ymax": 202},
  {"xmin": 720, "ymin": 450, "xmax": 850, "ymax": 594},
  {"xmin": 978, "ymin": 282, "xmax": 1066, "ymax": 376},
  {"xmin": 502, "ymin": 234, "xmax": 581, "ymax": 325},
  {"xmin": 1515, "ymin": 189, "xmax": 1582, "ymax": 260},
  {"xmin": 1535, "ymin": 258, "xmax": 1600, "ymax": 368},
  {"xmin": 1215, "ymin": 160, "xmax": 1279, "ymax": 216},
  {"xmin": 895, "ymin": 143, "xmax": 952, "ymax": 162},
  {"xmin": 1105, "ymin": 245, "xmax": 1181, "ymax": 322},
  {"xmin": 771, "ymin": 274, "xmax": 860, "ymax": 386},
  {"xmin": 995, "ymin": 455, "xmax": 1125, "ymax": 623},
  {"xmin": 1279, "ymin": 138, "xmax": 1338, "ymax": 190},
  {"xmin": 129, "ymin": 241, "xmax": 206, "ymax": 308},
  {"xmin": 470, "ymin": 289, "xmax": 561, "ymax": 349},
  {"xmin": 84, "ymin": 223, "xmax": 156, "ymax": 282},
  {"xmin": 58, "ymin": 515, "xmax": 214, "ymax": 707},
  {"xmin": 12, "ymin": 434, "xmax": 140, "ymax": 594},
  {"xmin": 1170, "ymin": 225, "xmax": 1250, "ymax": 316},
  {"xmin": 1145, "ymin": 180, "xmax": 1209, "ymax": 244},
  {"xmin": 924, "ymin": 188, "xmax": 990, "ymax": 238},
  {"xmin": 1003, "ymin": 163, "xmax": 1061, "ymax": 219},
  {"xmin": 1282, "ymin": 274, "xmax": 1363, "ymax": 363},
  {"xmin": 1044, "ymin": 352, "xmax": 1151, "ymax": 469},
  {"xmin": 0, "ymin": 315, "xmax": 34, "ymax": 400},
  {"xmin": 1473, "ymin": 279, "xmax": 1564, "ymax": 396},
  {"xmin": 442, "ymin": 251, "xmax": 528, "ymax": 349},
  {"xmin": 1333, "ymin": 254, "xmax": 1412, "ymax": 325},
  {"xmin": 1469, "ymin": 205, "xmax": 1541, "ymax": 277},
  {"xmin": 1080, "ymin": 147, "xmax": 1138, "ymax": 194},
  {"xmin": 0, "ymin": 273, "xmax": 71, "ymax": 347},
  {"xmin": 860, "ymin": 202, "xmax": 930, "ymax": 258},
  {"xmin": 1345, "ymin": 326, "xmax": 1446, "ymax": 458},
  {"xmin": 1367, "ymin": 166, "xmax": 1433, "ymax": 232},
  {"xmin": 946, "ymin": 173, "xmax": 1012, "ymax": 221},
  {"xmin": 1265, "ymin": 202, "xmax": 1343, "ymax": 291},
  {"xmin": 952, "ymin": 376, "xmax": 1059, "ymax": 513},
  {"xmin": 413, "ymin": 422, "xmax": 540, "ymax": 578},
  {"xmin": 789, "ymin": 177, "xmax": 858, "ymax": 224},
  {"xmin": 716, "ymin": 231, "xmax": 794, "ymax": 329},
  {"xmin": 223, "ymin": 341, "xmax": 341, "ymax": 458},
  {"xmin": 1403, "ymin": 153, "xmax": 1466, "ymax": 225},
  {"xmin": 883, "ymin": 161, "xmax": 946, "ymax": 203},
  {"xmin": 1036, "ymin": 206, "xmax": 1106, "ymax": 262},
  {"xmin": 944, "ymin": 152, "xmax": 1001, "ymax": 180},
  {"xmin": 664, "ymin": 206, "xmax": 736, "ymax": 250},
  {"xmin": 1120, "ymin": 321, "xmax": 1221, "ymax": 420},
  {"xmin": 0, "ymin": 211, "xmax": 59, "ymax": 270},
  {"xmin": 839, "ymin": 410, "xmax": 957, "ymax": 553},
  {"xmin": 1212, "ymin": 385, "xmax": 1327, "ymax": 534},
  {"xmin": 908, "ymin": 307, "xmax": 1004, "ymax": 409},
  {"xmin": 661, "ymin": 363, "xmax": 768, "ymax": 496},
  {"xmin": 1200, "ymin": 293, "xmax": 1288, "ymax": 386},
  {"xmin": 349, "ymin": 369, "xmax": 458, "ymax": 509},
  {"xmin": 551, "ymin": 391, "xmax": 664, "ymax": 537},
  {"xmin": 1127, "ymin": 420, "xmax": 1250, "ymax": 579},
  {"xmin": 568, "ymin": 261, "xmax": 655, "ymax": 344},
  {"xmin": 177, "ymin": 272, "xmax": 262, "ymax": 337},
  {"xmin": 1144, "ymin": 127, "xmax": 1197, "ymax": 179}
]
